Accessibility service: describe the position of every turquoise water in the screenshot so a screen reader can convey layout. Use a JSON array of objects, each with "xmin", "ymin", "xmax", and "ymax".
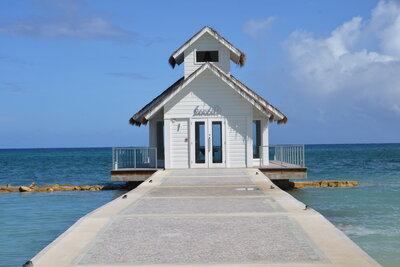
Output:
[
  {"xmin": 0, "ymin": 145, "xmax": 399, "ymax": 266},
  {"xmin": 289, "ymin": 144, "xmax": 400, "ymax": 266},
  {"xmin": 0, "ymin": 148, "xmax": 127, "ymax": 267}
]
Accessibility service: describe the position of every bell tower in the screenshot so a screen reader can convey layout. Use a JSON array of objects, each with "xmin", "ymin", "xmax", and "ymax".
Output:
[{"xmin": 168, "ymin": 26, "xmax": 246, "ymax": 78}]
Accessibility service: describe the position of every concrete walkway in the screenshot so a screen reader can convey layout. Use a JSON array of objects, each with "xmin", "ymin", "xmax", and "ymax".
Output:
[{"xmin": 31, "ymin": 169, "xmax": 380, "ymax": 266}]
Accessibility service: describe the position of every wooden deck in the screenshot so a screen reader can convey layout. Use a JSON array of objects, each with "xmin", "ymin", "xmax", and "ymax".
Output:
[
  {"xmin": 259, "ymin": 160, "xmax": 307, "ymax": 180},
  {"xmin": 111, "ymin": 168, "xmax": 160, "ymax": 181},
  {"xmin": 111, "ymin": 161, "xmax": 307, "ymax": 181}
]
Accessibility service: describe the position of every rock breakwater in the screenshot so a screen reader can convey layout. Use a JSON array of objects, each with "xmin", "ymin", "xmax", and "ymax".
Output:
[
  {"xmin": 292, "ymin": 180, "xmax": 358, "ymax": 189},
  {"xmin": 0, "ymin": 182, "xmax": 139, "ymax": 193},
  {"xmin": 272, "ymin": 180, "xmax": 359, "ymax": 190}
]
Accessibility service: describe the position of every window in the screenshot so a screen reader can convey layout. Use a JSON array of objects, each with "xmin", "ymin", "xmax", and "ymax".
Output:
[
  {"xmin": 196, "ymin": 50, "xmax": 218, "ymax": 63},
  {"xmin": 212, "ymin": 121, "xmax": 223, "ymax": 163},
  {"xmin": 195, "ymin": 122, "xmax": 206, "ymax": 163},
  {"xmin": 156, "ymin": 121, "xmax": 164, "ymax": 160},
  {"xmin": 253, "ymin": 120, "xmax": 261, "ymax": 158}
]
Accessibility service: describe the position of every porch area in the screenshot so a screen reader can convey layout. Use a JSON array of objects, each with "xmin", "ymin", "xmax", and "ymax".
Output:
[
  {"xmin": 258, "ymin": 145, "xmax": 307, "ymax": 180},
  {"xmin": 111, "ymin": 147, "xmax": 162, "ymax": 181},
  {"xmin": 110, "ymin": 145, "xmax": 307, "ymax": 181}
]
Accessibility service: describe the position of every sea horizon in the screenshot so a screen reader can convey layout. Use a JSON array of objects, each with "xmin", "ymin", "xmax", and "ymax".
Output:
[{"xmin": 1, "ymin": 142, "xmax": 399, "ymax": 151}]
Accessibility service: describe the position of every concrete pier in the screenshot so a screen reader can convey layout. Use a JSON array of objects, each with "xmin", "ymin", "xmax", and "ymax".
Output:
[{"xmin": 31, "ymin": 169, "xmax": 379, "ymax": 266}]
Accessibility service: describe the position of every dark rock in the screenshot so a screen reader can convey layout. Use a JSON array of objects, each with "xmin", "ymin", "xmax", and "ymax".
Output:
[{"xmin": 22, "ymin": 260, "xmax": 33, "ymax": 267}]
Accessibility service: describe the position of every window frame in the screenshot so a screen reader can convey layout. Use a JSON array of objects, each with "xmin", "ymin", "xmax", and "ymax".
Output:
[
  {"xmin": 194, "ymin": 49, "xmax": 219, "ymax": 64},
  {"xmin": 252, "ymin": 120, "xmax": 261, "ymax": 159}
]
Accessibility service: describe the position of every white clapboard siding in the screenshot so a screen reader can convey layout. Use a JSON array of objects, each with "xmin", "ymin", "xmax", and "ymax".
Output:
[
  {"xmin": 184, "ymin": 33, "xmax": 230, "ymax": 78},
  {"xmin": 164, "ymin": 70, "xmax": 251, "ymax": 119},
  {"xmin": 226, "ymin": 117, "xmax": 247, "ymax": 168},
  {"xmin": 165, "ymin": 70, "xmax": 251, "ymax": 168},
  {"xmin": 170, "ymin": 119, "xmax": 189, "ymax": 168}
]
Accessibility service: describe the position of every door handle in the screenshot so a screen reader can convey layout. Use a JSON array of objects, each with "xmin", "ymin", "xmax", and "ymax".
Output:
[{"xmin": 208, "ymin": 136, "xmax": 211, "ymax": 152}]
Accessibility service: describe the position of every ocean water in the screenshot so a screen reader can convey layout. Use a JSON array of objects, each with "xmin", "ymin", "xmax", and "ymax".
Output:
[
  {"xmin": 0, "ymin": 145, "xmax": 399, "ymax": 266},
  {"xmin": 0, "ymin": 148, "xmax": 127, "ymax": 267},
  {"xmin": 289, "ymin": 144, "xmax": 400, "ymax": 266}
]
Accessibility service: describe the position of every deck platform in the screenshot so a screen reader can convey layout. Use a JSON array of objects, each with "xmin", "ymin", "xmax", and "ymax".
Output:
[
  {"xmin": 32, "ymin": 169, "xmax": 378, "ymax": 267},
  {"xmin": 111, "ymin": 161, "xmax": 307, "ymax": 181},
  {"xmin": 260, "ymin": 160, "xmax": 307, "ymax": 180},
  {"xmin": 111, "ymin": 168, "xmax": 160, "ymax": 181}
]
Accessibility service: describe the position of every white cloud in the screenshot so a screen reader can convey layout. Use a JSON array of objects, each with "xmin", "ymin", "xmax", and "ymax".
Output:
[
  {"xmin": 372, "ymin": 0, "xmax": 400, "ymax": 56},
  {"xmin": 284, "ymin": 0, "xmax": 400, "ymax": 114},
  {"xmin": 0, "ymin": 0, "xmax": 135, "ymax": 41},
  {"xmin": 243, "ymin": 17, "xmax": 275, "ymax": 39}
]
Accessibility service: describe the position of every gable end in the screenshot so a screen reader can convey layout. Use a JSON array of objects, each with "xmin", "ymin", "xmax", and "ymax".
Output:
[{"xmin": 169, "ymin": 26, "xmax": 246, "ymax": 68}]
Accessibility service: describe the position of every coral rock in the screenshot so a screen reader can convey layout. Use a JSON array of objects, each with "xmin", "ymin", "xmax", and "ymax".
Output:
[
  {"xmin": 292, "ymin": 180, "xmax": 358, "ymax": 189},
  {"xmin": 19, "ymin": 186, "xmax": 33, "ymax": 192}
]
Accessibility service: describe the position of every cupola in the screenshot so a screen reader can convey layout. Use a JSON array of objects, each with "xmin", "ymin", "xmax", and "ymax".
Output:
[{"xmin": 168, "ymin": 26, "xmax": 246, "ymax": 78}]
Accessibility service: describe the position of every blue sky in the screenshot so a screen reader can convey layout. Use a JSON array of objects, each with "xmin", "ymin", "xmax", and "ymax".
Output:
[{"xmin": 1, "ymin": 0, "xmax": 399, "ymax": 148}]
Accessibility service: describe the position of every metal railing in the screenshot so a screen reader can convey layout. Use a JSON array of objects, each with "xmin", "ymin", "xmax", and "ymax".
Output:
[
  {"xmin": 112, "ymin": 147, "xmax": 157, "ymax": 170},
  {"xmin": 260, "ymin": 145, "xmax": 305, "ymax": 167}
]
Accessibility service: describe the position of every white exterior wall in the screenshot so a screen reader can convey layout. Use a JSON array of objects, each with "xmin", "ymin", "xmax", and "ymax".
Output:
[
  {"xmin": 165, "ymin": 70, "xmax": 251, "ymax": 119},
  {"xmin": 261, "ymin": 119, "xmax": 269, "ymax": 165},
  {"xmin": 252, "ymin": 107, "xmax": 270, "ymax": 167},
  {"xmin": 184, "ymin": 33, "xmax": 230, "ymax": 78},
  {"xmin": 163, "ymin": 119, "xmax": 171, "ymax": 169},
  {"xmin": 169, "ymin": 118, "xmax": 189, "ymax": 168},
  {"xmin": 164, "ymin": 70, "xmax": 252, "ymax": 168},
  {"xmin": 226, "ymin": 117, "xmax": 247, "ymax": 168}
]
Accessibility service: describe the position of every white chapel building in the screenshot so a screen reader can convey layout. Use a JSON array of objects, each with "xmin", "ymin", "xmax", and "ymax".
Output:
[{"xmin": 128, "ymin": 26, "xmax": 287, "ymax": 169}]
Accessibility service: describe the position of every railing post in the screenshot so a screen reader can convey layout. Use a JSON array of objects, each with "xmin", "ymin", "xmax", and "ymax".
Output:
[
  {"xmin": 298, "ymin": 146, "xmax": 301, "ymax": 166},
  {"xmin": 115, "ymin": 148, "xmax": 119, "ymax": 170},
  {"xmin": 298, "ymin": 145, "xmax": 300, "ymax": 166},
  {"xmin": 134, "ymin": 148, "xmax": 136, "ymax": 169},
  {"xmin": 290, "ymin": 146, "xmax": 295, "ymax": 164},
  {"xmin": 292, "ymin": 146, "xmax": 294, "ymax": 165},
  {"xmin": 155, "ymin": 147, "xmax": 158, "ymax": 169},
  {"xmin": 263, "ymin": 145, "xmax": 305, "ymax": 168}
]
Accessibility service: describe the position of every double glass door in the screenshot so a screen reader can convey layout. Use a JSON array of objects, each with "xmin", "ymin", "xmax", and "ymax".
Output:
[{"xmin": 191, "ymin": 119, "xmax": 225, "ymax": 168}]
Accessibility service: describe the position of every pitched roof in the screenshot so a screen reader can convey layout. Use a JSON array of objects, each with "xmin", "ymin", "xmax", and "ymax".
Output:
[
  {"xmin": 129, "ymin": 77, "xmax": 185, "ymax": 126},
  {"xmin": 168, "ymin": 26, "xmax": 246, "ymax": 68},
  {"xmin": 129, "ymin": 63, "xmax": 287, "ymax": 126}
]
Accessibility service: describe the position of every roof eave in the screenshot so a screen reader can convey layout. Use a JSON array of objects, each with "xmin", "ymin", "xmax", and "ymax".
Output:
[{"xmin": 208, "ymin": 63, "xmax": 286, "ymax": 124}]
